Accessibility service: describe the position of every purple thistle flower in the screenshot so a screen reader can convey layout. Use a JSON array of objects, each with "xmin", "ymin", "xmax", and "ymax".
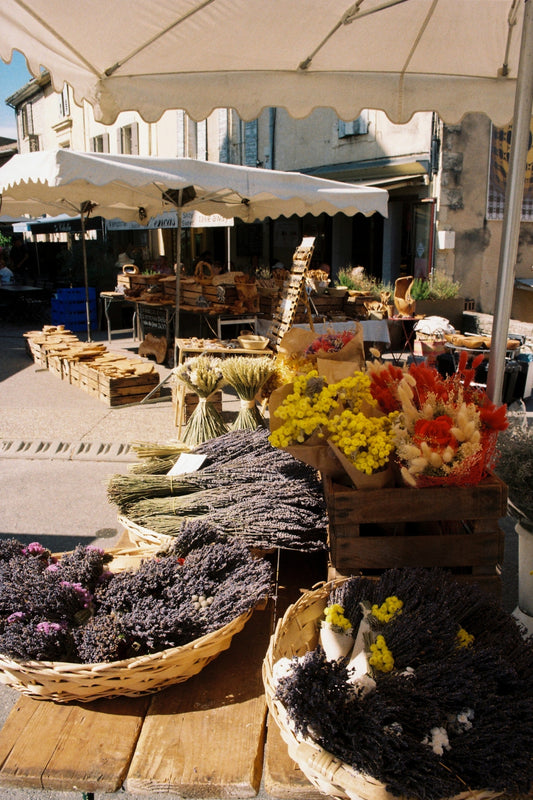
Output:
[
  {"xmin": 22, "ymin": 542, "xmax": 46, "ymax": 556},
  {"xmin": 6, "ymin": 611, "xmax": 25, "ymax": 623},
  {"xmin": 60, "ymin": 581, "xmax": 93, "ymax": 608},
  {"xmin": 45, "ymin": 563, "xmax": 59, "ymax": 572},
  {"xmin": 36, "ymin": 621, "xmax": 65, "ymax": 634}
]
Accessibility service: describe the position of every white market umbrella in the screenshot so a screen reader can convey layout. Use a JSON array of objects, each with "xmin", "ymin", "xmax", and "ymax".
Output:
[
  {"xmin": 1, "ymin": 0, "xmax": 532, "ymax": 399},
  {"xmin": 0, "ymin": 149, "xmax": 388, "ymax": 344},
  {"xmin": 0, "ymin": 0, "xmax": 524, "ymax": 127}
]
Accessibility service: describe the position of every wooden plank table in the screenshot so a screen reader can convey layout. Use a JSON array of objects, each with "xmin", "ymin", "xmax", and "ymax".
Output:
[{"xmin": 0, "ymin": 550, "xmax": 327, "ymax": 799}]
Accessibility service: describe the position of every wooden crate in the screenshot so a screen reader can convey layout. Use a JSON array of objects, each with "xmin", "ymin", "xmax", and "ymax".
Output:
[
  {"xmin": 171, "ymin": 384, "xmax": 223, "ymax": 425},
  {"xmin": 46, "ymin": 354, "xmax": 65, "ymax": 379},
  {"xmin": 75, "ymin": 362, "xmax": 160, "ymax": 406},
  {"xmin": 323, "ymin": 473, "xmax": 508, "ymax": 594},
  {"xmin": 26, "ymin": 338, "xmax": 47, "ymax": 368},
  {"xmin": 309, "ymin": 294, "xmax": 346, "ymax": 314}
]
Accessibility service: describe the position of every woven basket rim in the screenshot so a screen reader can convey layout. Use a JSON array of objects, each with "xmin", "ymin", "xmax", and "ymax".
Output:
[
  {"xmin": 0, "ymin": 606, "xmax": 253, "ymax": 675},
  {"xmin": 118, "ymin": 514, "xmax": 173, "ymax": 547},
  {"xmin": 0, "ymin": 543, "xmax": 256, "ymax": 702},
  {"xmin": 263, "ymin": 580, "xmax": 503, "ymax": 800}
]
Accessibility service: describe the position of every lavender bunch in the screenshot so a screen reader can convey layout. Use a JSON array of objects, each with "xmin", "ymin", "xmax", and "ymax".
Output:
[
  {"xmin": 0, "ymin": 537, "xmax": 271, "ymax": 664},
  {"xmin": 275, "ymin": 569, "xmax": 533, "ymax": 800}
]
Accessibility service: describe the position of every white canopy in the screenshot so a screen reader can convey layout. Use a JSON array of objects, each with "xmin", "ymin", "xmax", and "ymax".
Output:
[
  {"xmin": 1, "ymin": 0, "xmax": 532, "ymax": 400},
  {"xmin": 0, "ymin": 0, "xmax": 524, "ymax": 126},
  {"xmin": 0, "ymin": 150, "xmax": 388, "ymax": 222},
  {"xmin": 0, "ymin": 149, "xmax": 387, "ymax": 344}
]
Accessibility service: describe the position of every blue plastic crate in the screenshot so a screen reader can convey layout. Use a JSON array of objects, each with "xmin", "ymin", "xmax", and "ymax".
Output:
[{"xmin": 55, "ymin": 287, "xmax": 96, "ymax": 302}]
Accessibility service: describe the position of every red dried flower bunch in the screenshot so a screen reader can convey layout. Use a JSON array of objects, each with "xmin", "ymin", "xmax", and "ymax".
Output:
[
  {"xmin": 367, "ymin": 353, "xmax": 508, "ymax": 487},
  {"xmin": 304, "ymin": 330, "xmax": 356, "ymax": 356}
]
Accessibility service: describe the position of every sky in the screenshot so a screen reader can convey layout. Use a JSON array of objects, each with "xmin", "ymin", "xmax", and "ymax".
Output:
[{"xmin": 0, "ymin": 51, "xmax": 32, "ymax": 139}]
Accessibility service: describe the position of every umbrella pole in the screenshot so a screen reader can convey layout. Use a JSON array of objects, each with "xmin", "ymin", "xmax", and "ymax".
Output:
[
  {"xmin": 80, "ymin": 210, "xmax": 92, "ymax": 342},
  {"xmin": 174, "ymin": 192, "xmax": 183, "ymax": 367},
  {"xmin": 487, "ymin": 0, "xmax": 533, "ymax": 403}
]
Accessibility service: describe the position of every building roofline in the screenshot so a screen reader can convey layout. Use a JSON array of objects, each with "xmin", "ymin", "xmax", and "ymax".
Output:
[{"xmin": 6, "ymin": 70, "xmax": 51, "ymax": 108}]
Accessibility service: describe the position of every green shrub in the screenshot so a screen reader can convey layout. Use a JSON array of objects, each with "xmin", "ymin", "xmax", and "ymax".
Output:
[
  {"xmin": 336, "ymin": 267, "xmax": 380, "ymax": 296},
  {"xmin": 410, "ymin": 271, "xmax": 461, "ymax": 301}
]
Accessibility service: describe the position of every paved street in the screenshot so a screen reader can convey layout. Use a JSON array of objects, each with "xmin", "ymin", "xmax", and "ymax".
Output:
[{"xmin": 0, "ymin": 317, "xmax": 525, "ymax": 800}]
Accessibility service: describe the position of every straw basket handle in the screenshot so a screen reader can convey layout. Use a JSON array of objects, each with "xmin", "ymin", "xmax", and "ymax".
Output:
[
  {"xmin": 122, "ymin": 263, "xmax": 139, "ymax": 275},
  {"xmin": 194, "ymin": 260, "xmax": 214, "ymax": 285}
]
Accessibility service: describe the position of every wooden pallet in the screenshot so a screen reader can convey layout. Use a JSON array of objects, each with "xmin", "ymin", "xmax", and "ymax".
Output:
[{"xmin": 324, "ymin": 473, "xmax": 508, "ymax": 595}]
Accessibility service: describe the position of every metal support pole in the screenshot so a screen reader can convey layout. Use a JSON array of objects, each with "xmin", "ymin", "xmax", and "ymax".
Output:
[
  {"xmin": 80, "ymin": 210, "xmax": 92, "ymax": 342},
  {"xmin": 487, "ymin": 0, "xmax": 533, "ymax": 402}
]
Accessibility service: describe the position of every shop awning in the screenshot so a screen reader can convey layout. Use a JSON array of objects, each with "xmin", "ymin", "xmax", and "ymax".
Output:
[
  {"xmin": 106, "ymin": 210, "xmax": 235, "ymax": 231},
  {"xmin": 13, "ymin": 213, "xmax": 103, "ymax": 234}
]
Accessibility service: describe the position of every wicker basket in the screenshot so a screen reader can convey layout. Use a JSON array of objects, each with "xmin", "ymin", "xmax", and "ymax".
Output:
[
  {"xmin": 262, "ymin": 581, "xmax": 501, "ymax": 800},
  {"xmin": 0, "ymin": 545, "xmax": 255, "ymax": 704},
  {"xmin": 118, "ymin": 514, "xmax": 173, "ymax": 549}
]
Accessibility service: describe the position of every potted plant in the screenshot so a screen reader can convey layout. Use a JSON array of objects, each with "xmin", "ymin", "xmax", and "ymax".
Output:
[{"xmin": 410, "ymin": 271, "xmax": 464, "ymax": 328}]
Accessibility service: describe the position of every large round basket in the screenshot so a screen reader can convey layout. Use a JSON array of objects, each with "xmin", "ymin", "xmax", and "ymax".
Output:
[
  {"xmin": 0, "ymin": 546, "xmax": 255, "ymax": 704},
  {"xmin": 262, "ymin": 581, "xmax": 501, "ymax": 800}
]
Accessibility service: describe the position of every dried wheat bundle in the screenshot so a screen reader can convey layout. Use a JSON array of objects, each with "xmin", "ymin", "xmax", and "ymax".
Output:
[{"xmin": 220, "ymin": 356, "xmax": 275, "ymax": 430}]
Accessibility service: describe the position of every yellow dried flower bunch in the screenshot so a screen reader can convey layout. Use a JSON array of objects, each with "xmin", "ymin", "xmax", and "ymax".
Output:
[
  {"xmin": 323, "ymin": 603, "xmax": 352, "ymax": 632},
  {"xmin": 369, "ymin": 634, "xmax": 394, "ymax": 673},
  {"xmin": 269, "ymin": 371, "xmax": 339, "ymax": 448},
  {"xmin": 270, "ymin": 370, "xmax": 398, "ymax": 475},
  {"xmin": 371, "ymin": 595, "xmax": 403, "ymax": 623}
]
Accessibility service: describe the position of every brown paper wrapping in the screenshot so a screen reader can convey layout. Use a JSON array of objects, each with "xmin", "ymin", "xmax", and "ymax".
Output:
[
  {"xmin": 268, "ymin": 383, "xmax": 345, "ymax": 479},
  {"xmin": 328, "ymin": 443, "xmax": 395, "ymax": 490}
]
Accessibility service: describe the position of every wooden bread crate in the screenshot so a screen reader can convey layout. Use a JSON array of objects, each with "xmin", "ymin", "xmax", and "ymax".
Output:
[
  {"xmin": 309, "ymin": 294, "xmax": 346, "ymax": 314},
  {"xmin": 181, "ymin": 282, "xmax": 238, "ymax": 306},
  {"xmin": 324, "ymin": 473, "xmax": 508, "ymax": 595},
  {"xmin": 26, "ymin": 337, "xmax": 48, "ymax": 368},
  {"xmin": 47, "ymin": 354, "xmax": 65, "ymax": 379},
  {"xmin": 75, "ymin": 362, "xmax": 160, "ymax": 406}
]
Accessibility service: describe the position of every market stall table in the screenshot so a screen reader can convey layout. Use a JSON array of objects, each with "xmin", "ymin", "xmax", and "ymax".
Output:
[{"xmin": 99, "ymin": 291, "xmax": 138, "ymax": 342}]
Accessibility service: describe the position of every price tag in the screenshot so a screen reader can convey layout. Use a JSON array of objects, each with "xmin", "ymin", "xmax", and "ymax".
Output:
[{"xmin": 168, "ymin": 452, "xmax": 207, "ymax": 475}]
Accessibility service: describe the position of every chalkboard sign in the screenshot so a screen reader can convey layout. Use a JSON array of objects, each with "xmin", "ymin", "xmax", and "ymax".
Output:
[{"xmin": 269, "ymin": 237, "xmax": 315, "ymax": 347}]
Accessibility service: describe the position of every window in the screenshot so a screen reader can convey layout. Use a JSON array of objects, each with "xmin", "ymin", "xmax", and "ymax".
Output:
[
  {"xmin": 90, "ymin": 133, "xmax": 110, "ymax": 153},
  {"xmin": 59, "ymin": 86, "xmax": 70, "ymax": 117},
  {"xmin": 21, "ymin": 103, "xmax": 34, "ymax": 138},
  {"xmin": 28, "ymin": 134, "xmax": 40, "ymax": 152},
  {"xmin": 487, "ymin": 122, "xmax": 533, "ymax": 221},
  {"xmin": 117, "ymin": 122, "xmax": 139, "ymax": 154},
  {"xmin": 338, "ymin": 111, "xmax": 369, "ymax": 138}
]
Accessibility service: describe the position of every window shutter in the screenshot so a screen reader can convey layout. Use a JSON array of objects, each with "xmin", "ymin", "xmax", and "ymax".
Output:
[
  {"xmin": 338, "ymin": 112, "xmax": 368, "ymax": 138},
  {"xmin": 244, "ymin": 120, "xmax": 258, "ymax": 166},
  {"xmin": 131, "ymin": 122, "xmax": 139, "ymax": 155},
  {"xmin": 197, "ymin": 120, "xmax": 207, "ymax": 161},
  {"xmin": 117, "ymin": 128, "xmax": 123, "ymax": 153},
  {"xmin": 176, "ymin": 110, "xmax": 185, "ymax": 157},
  {"xmin": 102, "ymin": 132, "xmax": 110, "ymax": 153},
  {"xmin": 218, "ymin": 109, "xmax": 229, "ymax": 163}
]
